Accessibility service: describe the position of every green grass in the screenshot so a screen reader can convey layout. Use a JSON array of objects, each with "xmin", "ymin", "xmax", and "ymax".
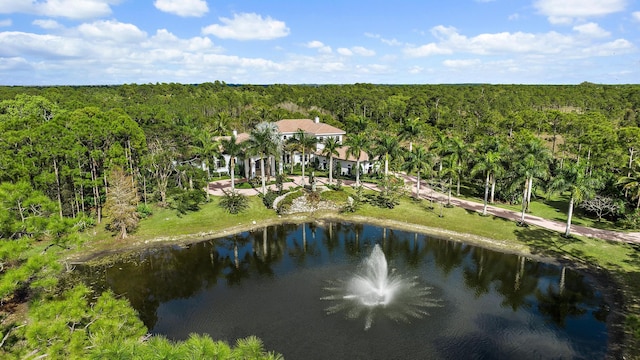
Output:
[
  {"xmin": 82, "ymin": 197, "xmax": 279, "ymax": 250},
  {"xmin": 454, "ymin": 184, "xmax": 620, "ymax": 231}
]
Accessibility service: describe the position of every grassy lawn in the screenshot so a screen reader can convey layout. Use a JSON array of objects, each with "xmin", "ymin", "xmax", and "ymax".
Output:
[
  {"xmin": 78, "ymin": 197, "xmax": 280, "ymax": 254},
  {"xmin": 453, "ymin": 183, "xmax": 620, "ymax": 231}
]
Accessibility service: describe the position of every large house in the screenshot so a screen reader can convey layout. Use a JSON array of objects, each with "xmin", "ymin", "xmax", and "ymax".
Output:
[{"xmin": 214, "ymin": 117, "xmax": 375, "ymax": 180}]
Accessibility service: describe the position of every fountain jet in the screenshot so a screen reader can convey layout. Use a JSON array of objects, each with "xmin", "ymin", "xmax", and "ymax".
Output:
[{"xmin": 323, "ymin": 244, "xmax": 441, "ymax": 330}]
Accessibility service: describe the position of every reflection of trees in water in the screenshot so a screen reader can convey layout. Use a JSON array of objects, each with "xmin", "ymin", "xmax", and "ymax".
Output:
[
  {"xmin": 398, "ymin": 233, "xmax": 431, "ymax": 269},
  {"xmin": 496, "ymin": 255, "xmax": 538, "ymax": 311},
  {"xmin": 78, "ymin": 222, "xmax": 606, "ymax": 331},
  {"xmin": 426, "ymin": 238, "xmax": 470, "ymax": 277},
  {"xmin": 536, "ymin": 266, "xmax": 598, "ymax": 327},
  {"xmin": 79, "ymin": 242, "xmax": 228, "ymax": 329},
  {"xmin": 288, "ymin": 222, "xmax": 322, "ymax": 267}
]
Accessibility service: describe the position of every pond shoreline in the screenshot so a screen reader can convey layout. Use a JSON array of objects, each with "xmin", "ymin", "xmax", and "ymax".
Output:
[
  {"xmin": 71, "ymin": 214, "xmax": 628, "ymax": 359},
  {"xmin": 70, "ymin": 213, "xmax": 536, "ymax": 264}
]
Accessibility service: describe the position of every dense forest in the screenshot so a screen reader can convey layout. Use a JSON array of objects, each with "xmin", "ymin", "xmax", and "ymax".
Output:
[
  {"xmin": 1, "ymin": 82, "xmax": 640, "ymax": 358},
  {"xmin": 2, "ymin": 82, "xmax": 640, "ymax": 226}
]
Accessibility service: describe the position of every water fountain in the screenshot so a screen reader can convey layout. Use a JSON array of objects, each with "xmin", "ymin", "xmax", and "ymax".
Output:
[{"xmin": 322, "ymin": 244, "xmax": 441, "ymax": 330}]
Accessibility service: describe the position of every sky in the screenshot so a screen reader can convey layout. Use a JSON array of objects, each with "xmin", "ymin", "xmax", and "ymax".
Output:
[{"xmin": 0, "ymin": 0, "xmax": 639, "ymax": 85}]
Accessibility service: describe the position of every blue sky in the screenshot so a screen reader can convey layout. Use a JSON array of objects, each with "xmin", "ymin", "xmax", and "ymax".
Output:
[{"xmin": 0, "ymin": 0, "xmax": 639, "ymax": 85}]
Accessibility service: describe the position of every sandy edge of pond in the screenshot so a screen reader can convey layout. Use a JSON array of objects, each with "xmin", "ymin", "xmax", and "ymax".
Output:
[{"xmin": 66, "ymin": 212, "xmax": 629, "ymax": 359}]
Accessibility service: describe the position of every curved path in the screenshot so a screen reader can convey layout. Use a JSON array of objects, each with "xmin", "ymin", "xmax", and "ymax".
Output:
[{"xmin": 207, "ymin": 174, "xmax": 640, "ymax": 245}]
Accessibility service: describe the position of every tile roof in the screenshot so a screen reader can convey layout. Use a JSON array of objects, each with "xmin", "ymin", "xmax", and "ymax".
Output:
[
  {"xmin": 275, "ymin": 119, "xmax": 345, "ymax": 135},
  {"xmin": 318, "ymin": 146, "xmax": 371, "ymax": 162}
]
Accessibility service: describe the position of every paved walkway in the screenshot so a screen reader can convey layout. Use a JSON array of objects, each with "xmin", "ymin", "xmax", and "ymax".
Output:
[{"xmin": 208, "ymin": 174, "xmax": 640, "ymax": 245}]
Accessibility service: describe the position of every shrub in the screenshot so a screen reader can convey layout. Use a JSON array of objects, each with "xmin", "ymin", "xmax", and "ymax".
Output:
[
  {"xmin": 619, "ymin": 209, "xmax": 640, "ymax": 230},
  {"xmin": 136, "ymin": 204, "xmax": 153, "ymax": 219},
  {"xmin": 169, "ymin": 189, "xmax": 207, "ymax": 215},
  {"xmin": 248, "ymin": 176, "xmax": 262, "ymax": 188},
  {"xmin": 341, "ymin": 196, "xmax": 359, "ymax": 213},
  {"xmin": 261, "ymin": 189, "xmax": 280, "ymax": 209},
  {"xmin": 219, "ymin": 190, "xmax": 249, "ymax": 214}
]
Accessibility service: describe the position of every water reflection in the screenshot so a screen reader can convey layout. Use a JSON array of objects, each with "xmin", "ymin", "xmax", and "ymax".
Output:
[{"xmin": 77, "ymin": 222, "xmax": 610, "ymax": 359}]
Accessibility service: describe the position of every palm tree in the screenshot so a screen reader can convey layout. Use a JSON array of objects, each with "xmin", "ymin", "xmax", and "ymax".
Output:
[
  {"xmin": 322, "ymin": 137, "xmax": 340, "ymax": 185},
  {"xmin": 517, "ymin": 138, "xmax": 552, "ymax": 212},
  {"xmin": 211, "ymin": 111, "xmax": 232, "ymax": 135},
  {"xmin": 471, "ymin": 150, "xmax": 502, "ymax": 216},
  {"xmin": 373, "ymin": 135, "xmax": 401, "ymax": 178},
  {"xmin": 618, "ymin": 162, "xmax": 640, "ymax": 209},
  {"xmin": 548, "ymin": 162, "xmax": 600, "ymax": 237},
  {"xmin": 402, "ymin": 146, "xmax": 434, "ymax": 199},
  {"xmin": 189, "ymin": 128, "xmax": 219, "ymax": 180},
  {"xmin": 440, "ymin": 154, "xmax": 460, "ymax": 206},
  {"xmin": 513, "ymin": 153, "xmax": 549, "ymax": 225},
  {"xmin": 219, "ymin": 134, "xmax": 244, "ymax": 191},
  {"xmin": 399, "ymin": 117, "xmax": 424, "ymax": 152},
  {"xmin": 430, "ymin": 132, "xmax": 449, "ymax": 174},
  {"xmin": 288, "ymin": 129, "xmax": 318, "ymax": 185},
  {"xmin": 475, "ymin": 136, "xmax": 506, "ymax": 204},
  {"xmin": 447, "ymin": 136, "xmax": 468, "ymax": 196},
  {"xmin": 247, "ymin": 122, "xmax": 282, "ymax": 194},
  {"xmin": 345, "ymin": 133, "xmax": 370, "ymax": 186}
]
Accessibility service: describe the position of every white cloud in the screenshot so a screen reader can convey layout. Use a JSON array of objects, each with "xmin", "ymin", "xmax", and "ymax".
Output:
[
  {"xmin": 0, "ymin": 0, "xmax": 119, "ymax": 20},
  {"xmin": 0, "ymin": 24, "xmax": 290, "ymax": 84},
  {"xmin": 508, "ymin": 13, "xmax": 520, "ymax": 21},
  {"xmin": 365, "ymin": 32, "xmax": 402, "ymax": 46},
  {"xmin": 154, "ymin": 0, "xmax": 208, "ymax": 17},
  {"xmin": 202, "ymin": 13, "xmax": 289, "ymax": 40},
  {"xmin": 33, "ymin": 19, "xmax": 62, "ymax": 29},
  {"xmin": 534, "ymin": 0, "xmax": 627, "ymax": 22},
  {"xmin": 429, "ymin": 26, "xmax": 572, "ymax": 55},
  {"xmin": 0, "ymin": 31, "xmax": 87, "ymax": 58},
  {"xmin": 633, "ymin": 11, "xmax": 640, "ymax": 22},
  {"xmin": 408, "ymin": 65, "xmax": 423, "ymax": 74},
  {"xmin": 0, "ymin": 19, "xmax": 11, "ymax": 27},
  {"xmin": 352, "ymin": 46, "xmax": 375, "ymax": 56},
  {"xmin": 443, "ymin": 59, "xmax": 481, "ymax": 68},
  {"xmin": 580, "ymin": 38, "xmax": 634, "ymax": 56},
  {"xmin": 404, "ymin": 25, "xmax": 636, "ymax": 62},
  {"xmin": 306, "ymin": 40, "xmax": 332, "ymax": 53},
  {"xmin": 404, "ymin": 43, "xmax": 452, "ymax": 57},
  {"xmin": 573, "ymin": 22, "xmax": 610, "ymax": 38},
  {"xmin": 78, "ymin": 20, "xmax": 146, "ymax": 43},
  {"xmin": 337, "ymin": 48, "xmax": 352, "ymax": 56},
  {"xmin": 336, "ymin": 46, "xmax": 375, "ymax": 56}
]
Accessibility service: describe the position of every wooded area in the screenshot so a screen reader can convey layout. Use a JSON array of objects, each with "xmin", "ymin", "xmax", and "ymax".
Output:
[
  {"xmin": 1, "ymin": 82, "xmax": 639, "ymax": 229},
  {"xmin": 1, "ymin": 81, "xmax": 640, "ymax": 358}
]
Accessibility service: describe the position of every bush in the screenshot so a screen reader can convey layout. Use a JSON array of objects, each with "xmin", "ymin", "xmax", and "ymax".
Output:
[
  {"xmin": 341, "ymin": 186, "xmax": 364, "ymax": 213},
  {"xmin": 619, "ymin": 209, "xmax": 640, "ymax": 230},
  {"xmin": 219, "ymin": 190, "xmax": 249, "ymax": 214},
  {"xmin": 136, "ymin": 204, "xmax": 153, "ymax": 219},
  {"xmin": 248, "ymin": 176, "xmax": 262, "ymax": 188},
  {"xmin": 261, "ymin": 189, "xmax": 280, "ymax": 209},
  {"xmin": 169, "ymin": 189, "xmax": 207, "ymax": 215}
]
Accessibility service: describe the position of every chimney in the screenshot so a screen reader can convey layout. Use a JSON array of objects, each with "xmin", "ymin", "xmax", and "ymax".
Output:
[
  {"xmin": 232, "ymin": 129, "xmax": 238, "ymax": 137},
  {"xmin": 314, "ymin": 116, "xmax": 320, "ymax": 124}
]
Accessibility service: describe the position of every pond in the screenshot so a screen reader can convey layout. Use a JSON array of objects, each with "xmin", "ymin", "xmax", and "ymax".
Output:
[{"xmin": 79, "ymin": 222, "xmax": 613, "ymax": 359}]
